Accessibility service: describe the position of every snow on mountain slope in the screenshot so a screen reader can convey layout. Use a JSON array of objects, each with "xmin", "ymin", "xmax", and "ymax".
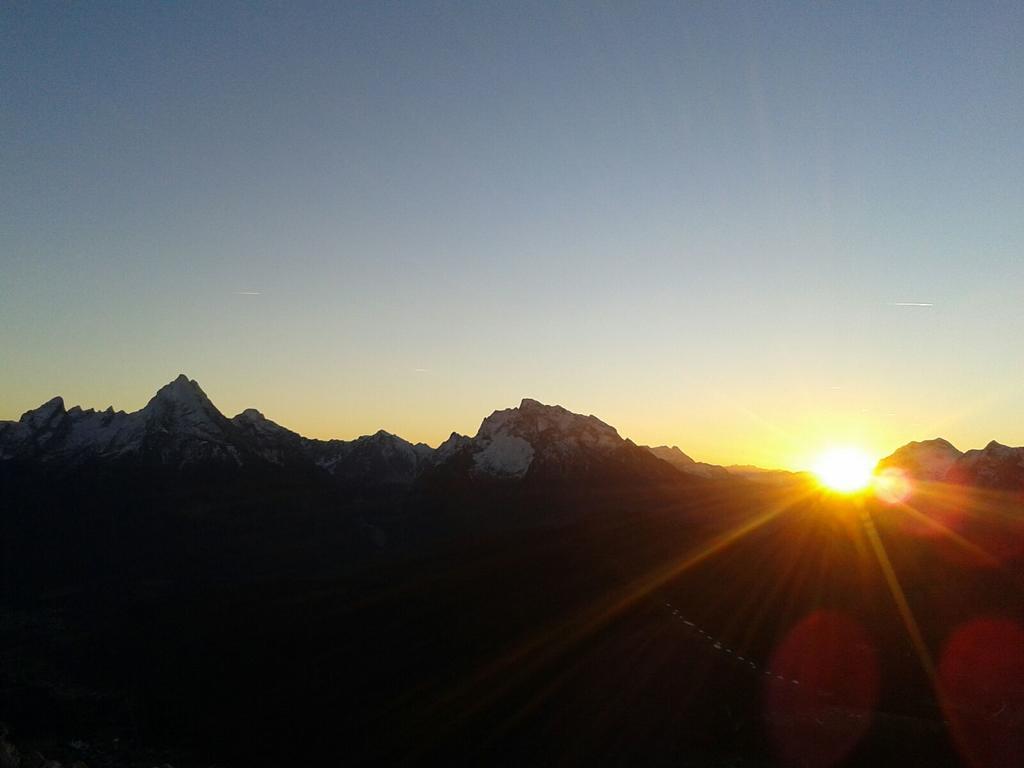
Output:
[
  {"xmin": 466, "ymin": 398, "xmax": 618, "ymax": 479},
  {"xmin": 877, "ymin": 437, "xmax": 1024, "ymax": 490},
  {"xmin": 138, "ymin": 375, "xmax": 248, "ymax": 465},
  {"xmin": 434, "ymin": 432, "xmax": 472, "ymax": 464},
  {"xmin": 429, "ymin": 397, "xmax": 684, "ymax": 484},
  {"xmin": 231, "ymin": 408, "xmax": 309, "ymax": 465},
  {"xmin": 473, "ymin": 434, "xmax": 535, "ymax": 478},
  {"xmin": 953, "ymin": 441, "xmax": 1024, "ymax": 489},
  {"xmin": 10, "ymin": 377, "xmax": 1021, "ymax": 493},
  {"xmin": 875, "ymin": 438, "xmax": 964, "ymax": 481},
  {"xmin": 307, "ymin": 430, "xmax": 435, "ymax": 486},
  {"xmin": 232, "ymin": 408, "xmax": 297, "ymax": 441},
  {"xmin": 0, "ymin": 376, "xmax": 279, "ymax": 468},
  {"xmin": 0, "ymin": 380, "xmax": 726, "ymax": 488},
  {"xmin": 0, "ymin": 396, "xmax": 141, "ymax": 463},
  {"xmin": 144, "ymin": 375, "xmax": 226, "ymax": 434}
]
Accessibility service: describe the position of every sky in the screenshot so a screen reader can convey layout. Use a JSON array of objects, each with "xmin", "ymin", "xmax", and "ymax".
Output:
[{"xmin": 2, "ymin": 2, "xmax": 1023, "ymax": 469}]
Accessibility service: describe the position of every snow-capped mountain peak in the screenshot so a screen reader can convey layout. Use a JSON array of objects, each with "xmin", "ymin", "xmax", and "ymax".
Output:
[
  {"xmin": 476, "ymin": 399, "xmax": 621, "ymax": 447},
  {"xmin": 0, "ymin": 382, "xmax": 718, "ymax": 488},
  {"xmin": 461, "ymin": 398, "xmax": 661, "ymax": 481},
  {"xmin": 145, "ymin": 374, "xmax": 216, "ymax": 414},
  {"xmin": 877, "ymin": 437, "xmax": 1024, "ymax": 491},
  {"xmin": 471, "ymin": 398, "xmax": 616, "ymax": 479},
  {"xmin": 2, "ymin": 384, "xmax": 680, "ymax": 487},
  {"xmin": 954, "ymin": 441, "xmax": 1024, "ymax": 488},
  {"xmin": 137, "ymin": 375, "xmax": 236, "ymax": 457},
  {"xmin": 875, "ymin": 438, "xmax": 963, "ymax": 481}
]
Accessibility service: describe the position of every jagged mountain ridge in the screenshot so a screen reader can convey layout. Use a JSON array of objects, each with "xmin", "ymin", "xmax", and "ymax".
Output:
[
  {"xmin": 0, "ymin": 377, "xmax": 697, "ymax": 487},
  {"xmin": 877, "ymin": 437, "xmax": 1024, "ymax": 490},
  {"xmin": 0, "ymin": 375, "xmax": 436, "ymax": 486},
  {"xmin": 7, "ymin": 376, "xmax": 1023, "ymax": 490},
  {"xmin": 0, "ymin": 375, "xmax": 242, "ymax": 467},
  {"xmin": 645, "ymin": 445, "xmax": 730, "ymax": 479},
  {"xmin": 424, "ymin": 397, "xmax": 685, "ymax": 485}
]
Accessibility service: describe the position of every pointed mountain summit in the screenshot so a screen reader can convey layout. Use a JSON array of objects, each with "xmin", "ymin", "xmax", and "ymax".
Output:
[
  {"xmin": 142, "ymin": 375, "xmax": 233, "ymax": 440},
  {"xmin": 0, "ymin": 397, "xmax": 67, "ymax": 459},
  {"xmin": 127, "ymin": 374, "xmax": 259, "ymax": 467},
  {"xmin": 20, "ymin": 396, "xmax": 66, "ymax": 428},
  {"xmin": 0, "ymin": 375, "xmax": 243, "ymax": 468},
  {"xmin": 150, "ymin": 373, "xmax": 209, "ymax": 403}
]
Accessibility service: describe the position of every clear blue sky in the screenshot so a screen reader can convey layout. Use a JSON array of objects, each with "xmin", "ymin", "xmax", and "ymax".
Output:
[{"xmin": 3, "ymin": 2, "xmax": 1022, "ymax": 467}]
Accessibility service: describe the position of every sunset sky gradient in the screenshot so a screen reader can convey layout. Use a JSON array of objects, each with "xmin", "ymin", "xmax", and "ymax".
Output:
[{"xmin": 3, "ymin": 2, "xmax": 1022, "ymax": 469}]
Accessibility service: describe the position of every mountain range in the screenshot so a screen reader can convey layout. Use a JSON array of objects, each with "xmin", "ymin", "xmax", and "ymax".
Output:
[
  {"xmin": 2, "ymin": 376, "xmax": 1022, "ymax": 767},
  {"xmin": 876, "ymin": 437, "xmax": 1024, "ymax": 491},
  {"xmin": 3, "ymin": 375, "xmax": 1021, "ymax": 491},
  {"xmin": 0, "ymin": 375, "xmax": 732, "ymax": 489}
]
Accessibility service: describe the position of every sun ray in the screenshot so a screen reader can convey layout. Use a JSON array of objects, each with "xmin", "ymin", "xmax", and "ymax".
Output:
[
  {"xmin": 859, "ymin": 505, "xmax": 939, "ymax": 686},
  {"xmin": 430, "ymin": 483, "xmax": 817, "ymax": 727},
  {"xmin": 892, "ymin": 500, "xmax": 1001, "ymax": 568}
]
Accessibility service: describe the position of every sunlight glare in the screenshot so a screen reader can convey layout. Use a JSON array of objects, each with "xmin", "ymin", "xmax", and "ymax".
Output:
[
  {"xmin": 873, "ymin": 467, "xmax": 913, "ymax": 504},
  {"xmin": 813, "ymin": 447, "xmax": 876, "ymax": 493}
]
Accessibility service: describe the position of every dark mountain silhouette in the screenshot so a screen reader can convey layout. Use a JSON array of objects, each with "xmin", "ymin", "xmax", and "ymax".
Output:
[
  {"xmin": 426, "ymin": 398, "xmax": 686, "ymax": 487},
  {"xmin": 2, "ymin": 378, "xmax": 1023, "ymax": 767},
  {"xmin": 645, "ymin": 444, "xmax": 730, "ymax": 478},
  {"xmin": 0, "ymin": 377, "xmax": 693, "ymax": 490},
  {"xmin": 725, "ymin": 464, "xmax": 807, "ymax": 484}
]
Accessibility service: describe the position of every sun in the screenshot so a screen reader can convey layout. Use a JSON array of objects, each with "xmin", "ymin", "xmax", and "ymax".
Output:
[{"xmin": 813, "ymin": 447, "xmax": 876, "ymax": 493}]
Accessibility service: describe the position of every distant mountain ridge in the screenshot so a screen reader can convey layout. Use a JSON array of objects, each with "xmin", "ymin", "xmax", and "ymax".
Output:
[
  {"xmin": 877, "ymin": 437, "xmax": 1024, "ymax": 491},
  {"xmin": 0, "ymin": 375, "xmax": 440, "ymax": 488},
  {"xmin": 0, "ymin": 376, "xmax": 694, "ymax": 488},
  {"xmin": 6, "ymin": 376, "xmax": 1022, "ymax": 491},
  {"xmin": 644, "ymin": 445, "xmax": 730, "ymax": 479}
]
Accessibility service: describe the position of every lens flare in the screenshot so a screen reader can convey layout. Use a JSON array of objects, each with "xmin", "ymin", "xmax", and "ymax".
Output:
[
  {"xmin": 939, "ymin": 618, "xmax": 1024, "ymax": 768},
  {"xmin": 813, "ymin": 447, "xmax": 875, "ymax": 493},
  {"xmin": 873, "ymin": 467, "xmax": 912, "ymax": 504},
  {"xmin": 764, "ymin": 611, "xmax": 880, "ymax": 768}
]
